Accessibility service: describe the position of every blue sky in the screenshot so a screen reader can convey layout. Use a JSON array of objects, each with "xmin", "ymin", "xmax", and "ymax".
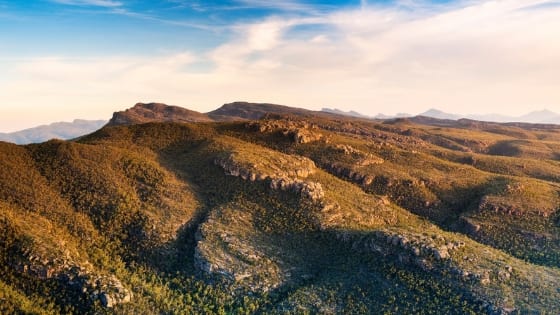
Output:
[
  {"xmin": 1, "ymin": 0, "xmax": 559, "ymax": 131},
  {"xmin": 1, "ymin": 0, "xmax": 359, "ymax": 56}
]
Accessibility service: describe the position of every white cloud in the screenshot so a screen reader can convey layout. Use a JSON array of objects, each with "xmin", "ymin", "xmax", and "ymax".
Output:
[
  {"xmin": 232, "ymin": 0, "xmax": 316, "ymax": 12},
  {"xmin": 2, "ymin": 0, "xmax": 560, "ymax": 131},
  {"xmin": 51, "ymin": 0, "xmax": 122, "ymax": 7}
]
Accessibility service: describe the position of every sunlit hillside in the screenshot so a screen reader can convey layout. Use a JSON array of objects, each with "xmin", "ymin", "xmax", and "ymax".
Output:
[{"xmin": 1, "ymin": 103, "xmax": 559, "ymax": 314}]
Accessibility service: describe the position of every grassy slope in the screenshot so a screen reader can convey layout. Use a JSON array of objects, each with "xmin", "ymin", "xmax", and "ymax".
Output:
[{"xmin": 0, "ymin": 116, "xmax": 559, "ymax": 314}]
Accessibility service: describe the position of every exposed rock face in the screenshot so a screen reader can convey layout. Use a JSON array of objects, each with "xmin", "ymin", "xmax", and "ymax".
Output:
[
  {"xmin": 334, "ymin": 144, "xmax": 384, "ymax": 166},
  {"xmin": 247, "ymin": 119, "xmax": 324, "ymax": 144},
  {"xmin": 93, "ymin": 275, "xmax": 133, "ymax": 308},
  {"xmin": 215, "ymin": 153, "xmax": 315, "ymax": 181},
  {"xmin": 214, "ymin": 152, "xmax": 323, "ymax": 203},
  {"xmin": 478, "ymin": 196, "xmax": 523, "ymax": 216},
  {"xmin": 292, "ymin": 128, "xmax": 323, "ymax": 144},
  {"xmin": 343, "ymin": 228, "xmax": 521, "ymax": 305},
  {"xmin": 269, "ymin": 178, "xmax": 324, "ymax": 202},
  {"xmin": 326, "ymin": 163, "xmax": 373, "ymax": 187},
  {"xmin": 194, "ymin": 204, "xmax": 288, "ymax": 293},
  {"xmin": 316, "ymin": 144, "xmax": 385, "ymax": 190},
  {"xmin": 198, "ymin": 145, "xmax": 336, "ymax": 292},
  {"xmin": 341, "ymin": 230, "xmax": 495, "ymax": 282},
  {"xmin": 107, "ymin": 103, "xmax": 213, "ymax": 126},
  {"xmin": 11, "ymin": 249, "xmax": 132, "ymax": 308},
  {"xmin": 476, "ymin": 181, "xmax": 557, "ymax": 218}
]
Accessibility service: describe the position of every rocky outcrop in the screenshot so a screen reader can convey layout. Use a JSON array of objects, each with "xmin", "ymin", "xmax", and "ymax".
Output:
[
  {"xmin": 215, "ymin": 152, "xmax": 323, "ymax": 203},
  {"xmin": 318, "ymin": 144, "xmax": 385, "ymax": 189},
  {"xmin": 12, "ymin": 251, "xmax": 132, "ymax": 308},
  {"xmin": 89, "ymin": 275, "xmax": 132, "ymax": 308},
  {"xmin": 340, "ymin": 230, "xmax": 505, "ymax": 285},
  {"xmin": 333, "ymin": 144, "xmax": 384, "ymax": 166},
  {"xmin": 478, "ymin": 196, "xmax": 524, "ymax": 216},
  {"xmin": 194, "ymin": 205, "xmax": 287, "ymax": 293},
  {"xmin": 342, "ymin": 228, "xmax": 519, "ymax": 301},
  {"xmin": 215, "ymin": 154, "xmax": 315, "ymax": 181},
  {"xmin": 374, "ymin": 231, "xmax": 466, "ymax": 263},
  {"xmin": 269, "ymin": 178, "xmax": 324, "ymax": 202},
  {"xmin": 476, "ymin": 182, "xmax": 556, "ymax": 218},
  {"xmin": 292, "ymin": 128, "xmax": 323, "ymax": 144},
  {"xmin": 477, "ymin": 194, "xmax": 554, "ymax": 217},
  {"xmin": 325, "ymin": 163, "xmax": 374, "ymax": 187},
  {"xmin": 247, "ymin": 120, "xmax": 324, "ymax": 144}
]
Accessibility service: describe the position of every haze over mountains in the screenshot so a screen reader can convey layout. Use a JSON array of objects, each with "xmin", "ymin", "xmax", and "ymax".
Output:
[
  {"xmin": 2, "ymin": 104, "xmax": 559, "ymax": 145},
  {"xmin": 0, "ymin": 119, "xmax": 107, "ymax": 145},
  {"xmin": 1, "ymin": 101, "xmax": 560, "ymax": 314},
  {"xmin": 367, "ymin": 108, "xmax": 560, "ymax": 124},
  {"xmin": 417, "ymin": 108, "xmax": 560, "ymax": 124},
  {"xmin": 323, "ymin": 107, "xmax": 560, "ymax": 124}
]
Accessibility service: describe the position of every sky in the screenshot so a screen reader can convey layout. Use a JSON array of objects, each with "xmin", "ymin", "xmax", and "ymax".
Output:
[{"xmin": 0, "ymin": 0, "xmax": 559, "ymax": 132}]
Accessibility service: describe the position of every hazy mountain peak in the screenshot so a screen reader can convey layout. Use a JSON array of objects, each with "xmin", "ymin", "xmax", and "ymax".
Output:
[
  {"xmin": 527, "ymin": 109, "xmax": 556, "ymax": 115},
  {"xmin": 321, "ymin": 108, "xmax": 371, "ymax": 118},
  {"xmin": 419, "ymin": 108, "xmax": 462, "ymax": 120},
  {"xmin": 518, "ymin": 109, "xmax": 560, "ymax": 123},
  {"xmin": 0, "ymin": 119, "xmax": 107, "ymax": 145},
  {"xmin": 374, "ymin": 108, "xmax": 560, "ymax": 124}
]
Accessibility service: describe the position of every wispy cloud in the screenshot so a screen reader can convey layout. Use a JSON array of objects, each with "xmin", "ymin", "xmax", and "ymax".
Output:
[
  {"xmin": 51, "ymin": 0, "xmax": 122, "ymax": 7},
  {"xmin": 168, "ymin": 0, "xmax": 324, "ymax": 14},
  {"xmin": 54, "ymin": 2, "xmax": 221, "ymax": 32},
  {"xmin": 2, "ymin": 0, "xmax": 560, "ymax": 128},
  {"xmin": 233, "ymin": 0, "xmax": 315, "ymax": 12},
  {"xmin": 518, "ymin": 0, "xmax": 560, "ymax": 11}
]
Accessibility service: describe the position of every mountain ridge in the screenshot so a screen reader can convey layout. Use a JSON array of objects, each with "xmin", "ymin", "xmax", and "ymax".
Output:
[
  {"xmin": 324, "ymin": 107, "xmax": 560, "ymax": 124},
  {"xmin": 4, "ymin": 104, "xmax": 559, "ymax": 147},
  {"xmin": 1, "ymin": 102, "xmax": 560, "ymax": 313},
  {"xmin": 380, "ymin": 108, "xmax": 560, "ymax": 124}
]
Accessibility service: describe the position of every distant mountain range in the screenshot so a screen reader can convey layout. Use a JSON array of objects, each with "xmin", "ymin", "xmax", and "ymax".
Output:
[
  {"xmin": 2, "ymin": 105, "xmax": 559, "ymax": 145},
  {"xmin": 321, "ymin": 108, "xmax": 372, "ymax": 119},
  {"xmin": 417, "ymin": 108, "xmax": 560, "ymax": 124},
  {"xmin": 322, "ymin": 108, "xmax": 411, "ymax": 119},
  {"xmin": 0, "ymin": 119, "xmax": 107, "ymax": 145},
  {"xmin": 323, "ymin": 108, "xmax": 560, "ymax": 124}
]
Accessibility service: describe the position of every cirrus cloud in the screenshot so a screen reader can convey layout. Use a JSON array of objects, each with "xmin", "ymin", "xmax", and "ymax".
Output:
[
  {"xmin": 50, "ymin": 0, "xmax": 123, "ymax": 7},
  {"xmin": 1, "ymin": 0, "xmax": 560, "ymax": 131}
]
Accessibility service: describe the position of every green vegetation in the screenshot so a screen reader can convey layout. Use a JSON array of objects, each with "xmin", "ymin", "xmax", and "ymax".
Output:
[{"xmin": 1, "ymin": 103, "xmax": 560, "ymax": 314}]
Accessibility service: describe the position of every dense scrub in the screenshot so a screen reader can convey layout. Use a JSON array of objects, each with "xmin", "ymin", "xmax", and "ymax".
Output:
[{"xmin": 1, "ymin": 103, "xmax": 560, "ymax": 314}]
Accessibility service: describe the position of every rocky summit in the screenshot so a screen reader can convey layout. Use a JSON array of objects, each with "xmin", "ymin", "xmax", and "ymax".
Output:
[{"xmin": 1, "ymin": 102, "xmax": 560, "ymax": 314}]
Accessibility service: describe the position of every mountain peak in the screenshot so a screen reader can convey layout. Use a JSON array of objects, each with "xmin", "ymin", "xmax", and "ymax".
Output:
[
  {"xmin": 418, "ymin": 108, "xmax": 462, "ymax": 120},
  {"xmin": 207, "ymin": 101, "xmax": 316, "ymax": 121},
  {"xmin": 321, "ymin": 108, "xmax": 370, "ymax": 118},
  {"xmin": 0, "ymin": 119, "xmax": 107, "ymax": 144},
  {"xmin": 518, "ymin": 109, "xmax": 560, "ymax": 123},
  {"xmin": 107, "ymin": 102, "xmax": 213, "ymax": 126}
]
